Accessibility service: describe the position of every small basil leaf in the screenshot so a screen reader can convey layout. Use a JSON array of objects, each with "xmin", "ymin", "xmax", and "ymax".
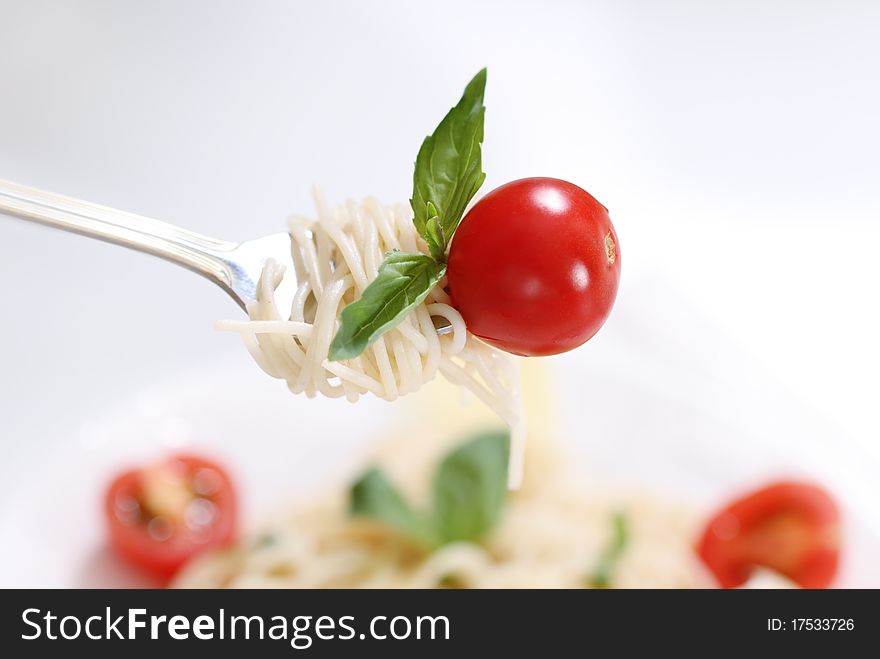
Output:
[
  {"xmin": 587, "ymin": 512, "xmax": 629, "ymax": 588},
  {"xmin": 350, "ymin": 467, "xmax": 431, "ymax": 547},
  {"xmin": 432, "ymin": 429, "xmax": 510, "ymax": 544},
  {"xmin": 424, "ymin": 210, "xmax": 447, "ymax": 261},
  {"xmin": 411, "ymin": 68, "xmax": 487, "ymax": 244},
  {"xmin": 328, "ymin": 252, "xmax": 446, "ymax": 361}
]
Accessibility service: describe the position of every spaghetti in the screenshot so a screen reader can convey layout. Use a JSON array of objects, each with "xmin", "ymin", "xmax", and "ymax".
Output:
[
  {"xmin": 217, "ymin": 191, "xmax": 526, "ymax": 486},
  {"xmin": 174, "ymin": 431, "xmax": 710, "ymax": 589}
]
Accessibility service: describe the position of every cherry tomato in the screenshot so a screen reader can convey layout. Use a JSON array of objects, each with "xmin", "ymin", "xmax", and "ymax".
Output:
[
  {"xmin": 696, "ymin": 481, "xmax": 840, "ymax": 588},
  {"xmin": 105, "ymin": 454, "xmax": 237, "ymax": 581},
  {"xmin": 447, "ymin": 177, "xmax": 620, "ymax": 356}
]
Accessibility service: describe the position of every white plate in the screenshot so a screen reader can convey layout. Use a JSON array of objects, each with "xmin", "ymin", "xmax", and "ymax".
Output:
[{"xmin": 1, "ymin": 274, "xmax": 877, "ymax": 587}]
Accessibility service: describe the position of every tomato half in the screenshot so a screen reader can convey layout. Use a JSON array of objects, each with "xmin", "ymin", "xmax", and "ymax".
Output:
[
  {"xmin": 696, "ymin": 481, "xmax": 840, "ymax": 589},
  {"xmin": 447, "ymin": 177, "xmax": 621, "ymax": 356},
  {"xmin": 104, "ymin": 454, "xmax": 237, "ymax": 581}
]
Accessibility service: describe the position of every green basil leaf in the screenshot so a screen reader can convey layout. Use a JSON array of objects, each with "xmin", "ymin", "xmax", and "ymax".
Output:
[
  {"xmin": 410, "ymin": 68, "xmax": 487, "ymax": 248},
  {"xmin": 424, "ymin": 203, "xmax": 446, "ymax": 261},
  {"xmin": 350, "ymin": 467, "xmax": 432, "ymax": 548},
  {"xmin": 328, "ymin": 252, "xmax": 446, "ymax": 361},
  {"xmin": 587, "ymin": 512, "xmax": 629, "ymax": 588},
  {"xmin": 432, "ymin": 429, "xmax": 510, "ymax": 544}
]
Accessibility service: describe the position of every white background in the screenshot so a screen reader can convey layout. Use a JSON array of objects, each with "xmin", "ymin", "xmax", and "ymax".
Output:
[{"xmin": 1, "ymin": 0, "xmax": 879, "ymax": 579}]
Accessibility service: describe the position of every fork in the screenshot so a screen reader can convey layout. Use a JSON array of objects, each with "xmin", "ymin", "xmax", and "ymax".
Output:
[
  {"xmin": 0, "ymin": 178, "xmax": 452, "ymax": 333},
  {"xmin": 0, "ymin": 178, "xmax": 296, "ymax": 314}
]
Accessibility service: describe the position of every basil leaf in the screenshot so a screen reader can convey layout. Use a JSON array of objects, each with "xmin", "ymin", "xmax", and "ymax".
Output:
[
  {"xmin": 328, "ymin": 252, "xmax": 446, "ymax": 361},
  {"xmin": 424, "ymin": 206, "xmax": 446, "ymax": 261},
  {"xmin": 410, "ymin": 68, "xmax": 487, "ymax": 251},
  {"xmin": 350, "ymin": 467, "xmax": 431, "ymax": 548},
  {"xmin": 587, "ymin": 512, "xmax": 629, "ymax": 588},
  {"xmin": 432, "ymin": 429, "xmax": 510, "ymax": 544}
]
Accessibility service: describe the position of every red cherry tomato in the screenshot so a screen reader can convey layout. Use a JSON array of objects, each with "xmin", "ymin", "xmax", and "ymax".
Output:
[
  {"xmin": 105, "ymin": 454, "xmax": 237, "ymax": 581},
  {"xmin": 447, "ymin": 177, "xmax": 621, "ymax": 356},
  {"xmin": 696, "ymin": 481, "xmax": 840, "ymax": 588}
]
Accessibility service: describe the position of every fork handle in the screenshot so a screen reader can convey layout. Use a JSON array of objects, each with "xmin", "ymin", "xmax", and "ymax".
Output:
[{"xmin": 0, "ymin": 178, "xmax": 238, "ymax": 291}]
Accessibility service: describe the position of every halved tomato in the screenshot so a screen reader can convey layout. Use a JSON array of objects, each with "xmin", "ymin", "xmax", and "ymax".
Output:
[
  {"xmin": 105, "ymin": 454, "xmax": 237, "ymax": 581},
  {"xmin": 696, "ymin": 481, "xmax": 840, "ymax": 588}
]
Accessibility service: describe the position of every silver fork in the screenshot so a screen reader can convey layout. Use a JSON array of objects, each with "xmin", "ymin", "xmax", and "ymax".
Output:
[
  {"xmin": 0, "ymin": 178, "xmax": 452, "ymax": 332},
  {"xmin": 0, "ymin": 178, "xmax": 294, "ymax": 313}
]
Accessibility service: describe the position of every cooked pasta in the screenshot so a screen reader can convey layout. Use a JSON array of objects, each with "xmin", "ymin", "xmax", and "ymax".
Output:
[
  {"xmin": 217, "ymin": 191, "xmax": 526, "ymax": 486},
  {"xmin": 174, "ymin": 430, "xmax": 711, "ymax": 589}
]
